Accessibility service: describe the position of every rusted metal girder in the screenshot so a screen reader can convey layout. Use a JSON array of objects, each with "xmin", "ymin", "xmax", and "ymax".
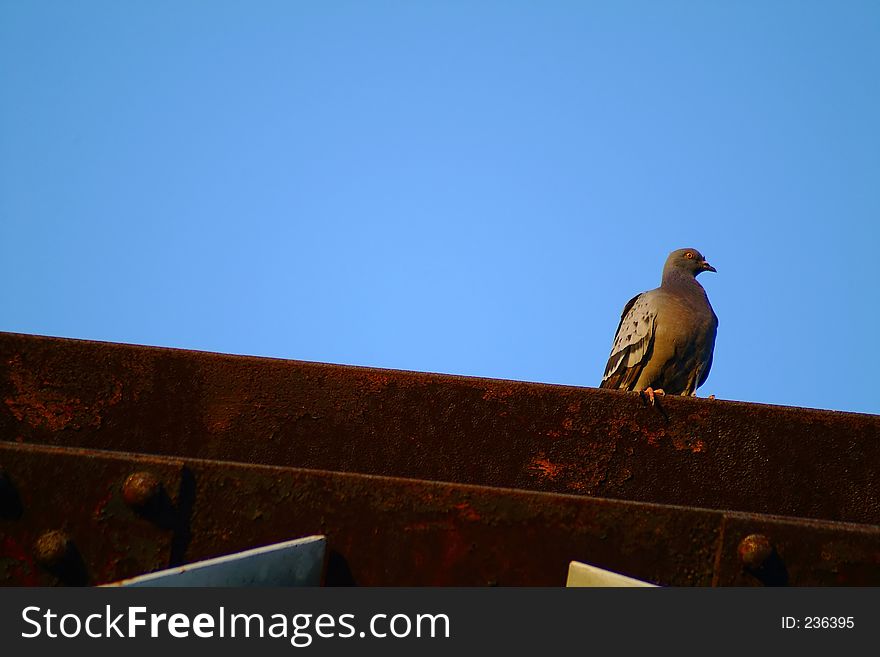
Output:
[
  {"xmin": 2, "ymin": 442, "xmax": 879, "ymax": 587},
  {"xmin": 2, "ymin": 332, "xmax": 879, "ymax": 525}
]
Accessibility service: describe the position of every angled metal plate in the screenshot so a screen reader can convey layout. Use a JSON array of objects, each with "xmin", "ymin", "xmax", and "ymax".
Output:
[
  {"xmin": 104, "ymin": 535, "xmax": 326, "ymax": 587},
  {"xmin": 566, "ymin": 561, "xmax": 657, "ymax": 587}
]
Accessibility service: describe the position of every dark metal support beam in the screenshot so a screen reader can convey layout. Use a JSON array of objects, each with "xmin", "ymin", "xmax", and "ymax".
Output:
[
  {"xmin": 2, "ymin": 443, "xmax": 878, "ymax": 587},
  {"xmin": 2, "ymin": 332, "xmax": 878, "ymax": 524}
]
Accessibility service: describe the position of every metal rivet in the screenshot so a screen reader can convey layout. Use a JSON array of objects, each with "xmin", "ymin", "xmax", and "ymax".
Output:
[
  {"xmin": 738, "ymin": 533, "xmax": 774, "ymax": 569},
  {"xmin": 34, "ymin": 530, "xmax": 74, "ymax": 570},
  {"xmin": 122, "ymin": 471, "xmax": 163, "ymax": 510}
]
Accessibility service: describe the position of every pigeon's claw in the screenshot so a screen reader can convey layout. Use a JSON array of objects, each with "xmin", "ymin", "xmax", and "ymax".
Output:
[{"xmin": 639, "ymin": 387, "xmax": 665, "ymax": 405}]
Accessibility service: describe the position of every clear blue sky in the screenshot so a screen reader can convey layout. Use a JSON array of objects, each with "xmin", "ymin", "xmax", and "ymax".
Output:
[{"xmin": 2, "ymin": 2, "xmax": 878, "ymax": 414}]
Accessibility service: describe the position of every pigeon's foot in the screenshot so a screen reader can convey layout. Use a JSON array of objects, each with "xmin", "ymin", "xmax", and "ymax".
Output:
[{"xmin": 640, "ymin": 387, "xmax": 665, "ymax": 406}]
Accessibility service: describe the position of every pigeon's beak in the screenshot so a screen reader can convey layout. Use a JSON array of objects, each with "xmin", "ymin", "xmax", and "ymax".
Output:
[{"xmin": 701, "ymin": 260, "xmax": 717, "ymax": 273}]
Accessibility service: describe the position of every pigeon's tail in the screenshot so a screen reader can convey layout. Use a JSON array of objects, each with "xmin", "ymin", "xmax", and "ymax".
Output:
[{"xmin": 600, "ymin": 353, "xmax": 645, "ymax": 391}]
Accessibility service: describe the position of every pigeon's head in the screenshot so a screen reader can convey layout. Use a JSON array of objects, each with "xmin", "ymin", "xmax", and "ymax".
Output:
[{"xmin": 666, "ymin": 248, "xmax": 716, "ymax": 278}]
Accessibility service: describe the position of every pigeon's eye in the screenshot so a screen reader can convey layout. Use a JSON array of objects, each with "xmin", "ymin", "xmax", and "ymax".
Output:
[{"xmin": 684, "ymin": 252, "xmax": 694, "ymax": 259}]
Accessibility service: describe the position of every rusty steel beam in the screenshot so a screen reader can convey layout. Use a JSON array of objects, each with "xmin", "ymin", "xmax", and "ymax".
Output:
[
  {"xmin": 2, "ymin": 442, "xmax": 879, "ymax": 587},
  {"xmin": 1, "ymin": 332, "xmax": 879, "ymax": 525}
]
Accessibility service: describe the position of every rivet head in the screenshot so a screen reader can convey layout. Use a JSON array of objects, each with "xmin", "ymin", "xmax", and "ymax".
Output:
[
  {"xmin": 738, "ymin": 533, "xmax": 774, "ymax": 569},
  {"xmin": 34, "ymin": 530, "xmax": 74, "ymax": 569},
  {"xmin": 122, "ymin": 472, "xmax": 163, "ymax": 510}
]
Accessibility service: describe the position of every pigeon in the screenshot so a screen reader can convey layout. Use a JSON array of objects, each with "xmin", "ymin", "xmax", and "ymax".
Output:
[{"xmin": 600, "ymin": 248, "xmax": 718, "ymax": 402}]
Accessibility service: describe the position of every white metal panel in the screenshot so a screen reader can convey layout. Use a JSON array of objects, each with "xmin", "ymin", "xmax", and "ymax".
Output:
[{"xmin": 104, "ymin": 535, "xmax": 326, "ymax": 587}]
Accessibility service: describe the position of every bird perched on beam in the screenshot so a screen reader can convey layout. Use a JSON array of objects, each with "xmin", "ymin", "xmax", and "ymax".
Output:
[{"xmin": 600, "ymin": 248, "xmax": 718, "ymax": 403}]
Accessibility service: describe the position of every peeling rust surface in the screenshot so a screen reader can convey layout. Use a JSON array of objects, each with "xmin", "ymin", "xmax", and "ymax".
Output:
[
  {"xmin": 2, "ymin": 332, "xmax": 879, "ymax": 525},
  {"xmin": 2, "ymin": 443, "xmax": 879, "ymax": 586}
]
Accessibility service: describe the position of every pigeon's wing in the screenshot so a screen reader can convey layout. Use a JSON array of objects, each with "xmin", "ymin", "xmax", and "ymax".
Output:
[
  {"xmin": 693, "ymin": 309, "xmax": 718, "ymax": 391},
  {"xmin": 600, "ymin": 293, "xmax": 657, "ymax": 390},
  {"xmin": 696, "ymin": 348, "xmax": 714, "ymax": 389}
]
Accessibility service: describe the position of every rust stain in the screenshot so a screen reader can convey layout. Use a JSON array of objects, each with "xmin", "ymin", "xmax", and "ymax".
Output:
[
  {"xmin": 529, "ymin": 456, "xmax": 564, "ymax": 480},
  {"xmin": 403, "ymin": 521, "xmax": 436, "ymax": 533},
  {"xmin": 437, "ymin": 529, "xmax": 474, "ymax": 583},
  {"xmin": 206, "ymin": 401, "xmax": 240, "ymax": 434},
  {"xmin": 453, "ymin": 502, "xmax": 481, "ymax": 522},
  {"xmin": 361, "ymin": 372, "xmax": 392, "ymax": 392},
  {"xmin": 92, "ymin": 489, "xmax": 115, "ymax": 521},
  {"xmin": 4, "ymin": 355, "xmax": 122, "ymax": 432},
  {"xmin": 481, "ymin": 387, "xmax": 514, "ymax": 401},
  {"xmin": 629, "ymin": 421, "xmax": 667, "ymax": 447},
  {"xmin": 673, "ymin": 436, "xmax": 706, "ymax": 453},
  {"xmin": 565, "ymin": 479, "xmax": 590, "ymax": 493},
  {"xmin": 0, "ymin": 537, "xmax": 40, "ymax": 586}
]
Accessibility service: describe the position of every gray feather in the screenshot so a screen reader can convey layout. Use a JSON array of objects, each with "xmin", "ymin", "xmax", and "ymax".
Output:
[{"xmin": 600, "ymin": 248, "xmax": 718, "ymax": 396}]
